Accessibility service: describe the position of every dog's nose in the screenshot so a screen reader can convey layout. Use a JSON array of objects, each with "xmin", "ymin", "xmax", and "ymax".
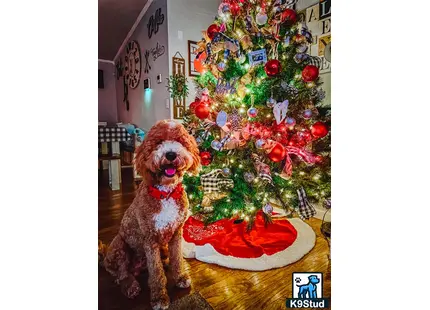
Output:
[{"xmin": 165, "ymin": 151, "xmax": 177, "ymax": 161}]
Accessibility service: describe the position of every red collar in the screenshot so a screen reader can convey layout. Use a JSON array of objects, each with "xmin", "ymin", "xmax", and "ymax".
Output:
[{"xmin": 148, "ymin": 184, "xmax": 184, "ymax": 200}]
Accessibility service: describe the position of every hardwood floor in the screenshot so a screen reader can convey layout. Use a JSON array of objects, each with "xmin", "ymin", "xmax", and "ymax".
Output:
[{"xmin": 98, "ymin": 169, "xmax": 331, "ymax": 310}]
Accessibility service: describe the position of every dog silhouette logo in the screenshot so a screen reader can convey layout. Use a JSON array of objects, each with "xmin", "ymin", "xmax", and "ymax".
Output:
[
  {"xmin": 287, "ymin": 272, "xmax": 329, "ymax": 308},
  {"xmin": 296, "ymin": 275, "xmax": 320, "ymax": 298},
  {"xmin": 292, "ymin": 273, "xmax": 322, "ymax": 299}
]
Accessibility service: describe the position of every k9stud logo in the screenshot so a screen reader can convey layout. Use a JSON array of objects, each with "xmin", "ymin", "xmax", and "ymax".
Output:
[{"xmin": 286, "ymin": 272, "xmax": 329, "ymax": 308}]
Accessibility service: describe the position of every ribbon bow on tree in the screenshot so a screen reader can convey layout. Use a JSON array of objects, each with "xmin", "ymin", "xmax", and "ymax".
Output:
[
  {"xmin": 200, "ymin": 169, "xmax": 234, "ymax": 193},
  {"xmin": 263, "ymin": 141, "xmax": 320, "ymax": 179},
  {"xmin": 297, "ymin": 187, "xmax": 317, "ymax": 220}
]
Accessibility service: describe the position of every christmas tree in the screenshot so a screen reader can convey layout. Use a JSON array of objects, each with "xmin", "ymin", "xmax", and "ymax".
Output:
[{"xmin": 182, "ymin": 0, "xmax": 330, "ymax": 227}]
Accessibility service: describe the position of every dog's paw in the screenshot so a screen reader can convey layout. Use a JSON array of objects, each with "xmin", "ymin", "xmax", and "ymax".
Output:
[
  {"xmin": 121, "ymin": 278, "xmax": 141, "ymax": 299},
  {"xmin": 151, "ymin": 294, "xmax": 170, "ymax": 310},
  {"xmin": 176, "ymin": 274, "xmax": 191, "ymax": 288}
]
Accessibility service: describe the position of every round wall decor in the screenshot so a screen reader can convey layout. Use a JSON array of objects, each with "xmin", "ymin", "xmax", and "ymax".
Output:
[{"xmin": 124, "ymin": 40, "xmax": 142, "ymax": 89}]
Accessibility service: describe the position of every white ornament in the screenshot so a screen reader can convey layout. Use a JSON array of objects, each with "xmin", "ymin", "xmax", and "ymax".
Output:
[
  {"xmin": 273, "ymin": 100, "xmax": 290, "ymax": 124},
  {"xmin": 256, "ymin": 12, "xmax": 268, "ymax": 25},
  {"xmin": 216, "ymin": 111, "xmax": 228, "ymax": 127}
]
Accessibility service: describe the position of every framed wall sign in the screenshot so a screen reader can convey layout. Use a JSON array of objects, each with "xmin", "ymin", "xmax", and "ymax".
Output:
[{"xmin": 188, "ymin": 40, "xmax": 200, "ymax": 77}]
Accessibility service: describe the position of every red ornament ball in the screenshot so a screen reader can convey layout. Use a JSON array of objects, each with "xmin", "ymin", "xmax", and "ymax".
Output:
[
  {"xmin": 281, "ymin": 9, "xmax": 297, "ymax": 25},
  {"xmin": 200, "ymin": 151, "xmax": 212, "ymax": 166},
  {"xmin": 195, "ymin": 103, "xmax": 210, "ymax": 120},
  {"xmin": 207, "ymin": 24, "xmax": 220, "ymax": 40},
  {"xmin": 268, "ymin": 142, "xmax": 286, "ymax": 162},
  {"xmin": 310, "ymin": 122, "xmax": 329, "ymax": 139},
  {"xmin": 229, "ymin": 2, "xmax": 241, "ymax": 16},
  {"xmin": 189, "ymin": 99, "xmax": 200, "ymax": 112},
  {"xmin": 302, "ymin": 65, "xmax": 319, "ymax": 82},
  {"xmin": 265, "ymin": 59, "xmax": 282, "ymax": 77}
]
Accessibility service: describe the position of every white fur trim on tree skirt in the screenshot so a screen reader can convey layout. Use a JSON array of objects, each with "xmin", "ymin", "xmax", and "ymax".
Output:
[{"xmin": 182, "ymin": 218, "xmax": 316, "ymax": 271}]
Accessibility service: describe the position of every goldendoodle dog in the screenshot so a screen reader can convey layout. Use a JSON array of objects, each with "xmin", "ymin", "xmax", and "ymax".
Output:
[{"xmin": 103, "ymin": 120, "xmax": 201, "ymax": 310}]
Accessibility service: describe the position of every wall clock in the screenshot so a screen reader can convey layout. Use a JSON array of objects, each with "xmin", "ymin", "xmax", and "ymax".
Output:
[{"xmin": 124, "ymin": 40, "xmax": 142, "ymax": 89}]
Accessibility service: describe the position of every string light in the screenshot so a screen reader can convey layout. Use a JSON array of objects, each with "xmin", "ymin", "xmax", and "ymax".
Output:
[
  {"xmin": 266, "ymin": 113, "xmax": 272, "ymax": 118},
  {"xmin": 189, "ymin": 194, "xmax": 193, "ymax": 199},
  {"xmin": 233, "ymin": 210, "xmax": 238, "ymax": 214},
  {"xmin": 239, "ymin": 164, "xmax": 243, "ymax": 168},
  {"xmin": 313, "ymin": 174, "xmax": 321, "ymax": 180},
  {"xmin": 244, "ymin": 64, "xmax": 250, "ymax": 70},
  {"xmin": 239, "ymin": 107, "xmax": 246, "ymax": 114},
  {"xmin": 245, "ymin": 216, "xmax": 250, "ymax": 221},
  {"xmin": 299, "ymin": 171, "xmax": 305, "ymax": 175},
  {"xmin": 227, "ymin": 199, "xmax": 231, "ymax": 202}
]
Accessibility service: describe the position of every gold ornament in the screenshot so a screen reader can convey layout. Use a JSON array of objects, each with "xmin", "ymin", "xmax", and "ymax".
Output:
[
  {"xmin": 241, "ymin": 73, "xmax": 252, "ymax": 85},
  {"xmin": 236, "ymin": 84, "xmax": 247, "ymax": 98}
]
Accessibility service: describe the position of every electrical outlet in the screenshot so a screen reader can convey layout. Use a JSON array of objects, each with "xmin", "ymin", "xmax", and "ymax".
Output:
[{"xmin": 157, "ymin": 74, "xmax": 162, "ymax": 84}]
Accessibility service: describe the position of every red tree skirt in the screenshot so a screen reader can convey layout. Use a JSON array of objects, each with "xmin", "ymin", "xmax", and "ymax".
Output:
[{"xmin": 182, "ymin": 212, "xmax": 316, "ymax": 271}]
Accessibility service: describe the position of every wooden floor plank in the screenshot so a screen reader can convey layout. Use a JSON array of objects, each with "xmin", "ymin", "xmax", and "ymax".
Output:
[{"xmin": 99, "ymin": 170, "xmax": 331, "ymax": 310}]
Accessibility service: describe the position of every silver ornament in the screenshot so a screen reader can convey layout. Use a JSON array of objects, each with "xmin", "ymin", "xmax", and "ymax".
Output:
[
  {"xmin": 263, "ymin": 203, "xmax": 273, "ymax": 215},
  {"xmin": 256, "ymin": 12, "xmax": 268, "ymax": 25},
  {"xmin": 266, "ymin": 97, "xmax": 276, "ymax": 108},
  {"xmin": 286, "ymin": 117, "xmax": 296, "ymax": 127},
  {"xmin": 222, "ymin": 167, "xmax": 231, "ymax": 177},
  {"xmin": 243, "ymin": 172, "xmax": 255, "ymax": 183},
  {"xmin": 217, "ymin": 62, "xmax": 227, "ymax": 72},
  {"xmin": 303, "ymin": 109, "xmax": 313, "ymax": 119},
  {"xmin": 211, "ymin": 140, "xmax": 223, "ymax": 151},
  {"xmin": 247, "ymin": 107, "xmax": 258, "ymax": 118},
  {"xmin": 195, "ymin": 137, "xmax": 203, "ymax": 145},
  {"xmin": 255, "ymin": 139, "xmax": 265, "ymax": 149}
]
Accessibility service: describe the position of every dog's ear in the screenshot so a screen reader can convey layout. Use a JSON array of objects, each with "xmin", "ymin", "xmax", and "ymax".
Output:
[
  {"xmin": 178, "ymin": 126, "xmax": 201, "ymax": 176},
  {"xmin": 134, "ymin": 128, "xmax": 160, "ymax": 183}
]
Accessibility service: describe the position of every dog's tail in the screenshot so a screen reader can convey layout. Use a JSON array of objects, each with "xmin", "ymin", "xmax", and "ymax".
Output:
[{"xmin": 98, "ymin": 239, "xmax": 108, "ymax": 267}]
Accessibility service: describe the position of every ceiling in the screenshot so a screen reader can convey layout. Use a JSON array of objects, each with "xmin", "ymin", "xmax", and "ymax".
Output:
[{"xmin": 98, "ymin": 0, "xmax": 149, "ymax": 61}]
